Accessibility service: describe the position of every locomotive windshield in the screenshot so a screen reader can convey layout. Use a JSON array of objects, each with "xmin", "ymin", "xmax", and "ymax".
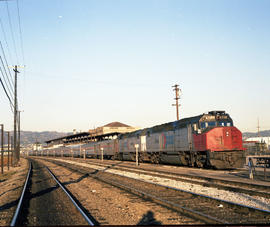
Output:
[
  {"xmin": 200, "ymin": 121, "xmax": 233, "ymax": 129},
  {"xmin": 218, "ymin": 121, "xmax": 232, "ymax": 126}
]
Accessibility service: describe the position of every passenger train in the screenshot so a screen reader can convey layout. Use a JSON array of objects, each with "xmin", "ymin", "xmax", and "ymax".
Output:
[{"xmin": 30, "ymin": 111, "xmax": 245, "ymax": 169}]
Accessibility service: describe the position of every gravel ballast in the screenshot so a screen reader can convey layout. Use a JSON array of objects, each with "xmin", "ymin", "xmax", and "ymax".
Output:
[{"xmin": 53, "ymin": 158, "xmax": 270, "ymax": 212}]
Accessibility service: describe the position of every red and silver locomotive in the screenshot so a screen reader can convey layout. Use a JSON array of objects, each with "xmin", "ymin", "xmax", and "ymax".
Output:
[{"xmin": 113, "ymin": 111, "xmax": 245, "ymax": 169}]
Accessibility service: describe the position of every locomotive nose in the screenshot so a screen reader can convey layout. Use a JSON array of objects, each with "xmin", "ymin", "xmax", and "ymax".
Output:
[{"xmin": 207, "ymin": 126, "xmax": 243, "ymax": 151}]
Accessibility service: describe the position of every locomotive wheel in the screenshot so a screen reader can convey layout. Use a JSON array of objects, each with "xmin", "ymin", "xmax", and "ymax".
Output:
[
  {"xmin": 195, "ymin": 160, "xmax": 204, "ymax": 168},
  {"xmin": 155, "ymin": 154, "xmax": 160, "ymax": 164},
  {"xmin": 151, "ymin": 154, "xmax": 160, "ymax": 164},
  {"xmin": 179, "ymin": 155, "xmax": 188, "ymax": 166}
]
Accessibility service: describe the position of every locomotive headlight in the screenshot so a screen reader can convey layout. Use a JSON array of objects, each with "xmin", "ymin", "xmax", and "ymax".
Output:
[{"xmin": 226, "ymin": 132, "xmax": 229, "ymax": 136}]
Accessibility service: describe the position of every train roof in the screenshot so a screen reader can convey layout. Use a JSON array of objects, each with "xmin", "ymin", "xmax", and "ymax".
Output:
[{"xmin": 119, "ymin": 111, "xmax": 231, "ymax": 138}]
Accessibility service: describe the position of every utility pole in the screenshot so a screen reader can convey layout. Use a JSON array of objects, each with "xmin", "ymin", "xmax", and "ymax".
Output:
[
  {"xmin": 7, "ymin": 131, "xmax": 10, "ymax": 170},
  {"xmin": 10, "ymin": 135, "xmax": 13, "ymax": 167},
  {"xmin": 17, "ymin": 110, "xmax": 23, "ymax": 161},
  {"xmin": 1, "ymin": 124, "xmax": 4, "ymax": 174},
  {"xmin": 13, "ymin": 65, "xmax": 19, "ymax": 165},
  {"xmin": 257, "ymin": 118, "xmax": 260, "ymax": 138},
  {"xmin": 172, "ymin": 84, "xmax": 181, "ymax": 121}
]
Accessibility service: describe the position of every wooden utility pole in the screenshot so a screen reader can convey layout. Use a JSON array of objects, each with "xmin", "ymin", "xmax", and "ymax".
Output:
[
  {"xmin": 172, "ymin": 84, "xmax": 181, "ymax": 121},
  {"xmin": 1, "ymin": 124, "xmax": 4, "ymax": 174},
  {"xmin": 7, "ymin": 131, "xmax": 10, "ymax": 170},
  {"xmin": 257, "ymin": 118, "xmax": 260, "ymax": 138},
  {"xmin": 13, "ymin": 65, "xmax": 19, "ymax": 165},
  {"xmin": 17, "ymin": 110, "xmax": 22, "ymax": 160},
  {"xmin": 10, "ymin": 135, "xmax": 13, "ymax": 167}
]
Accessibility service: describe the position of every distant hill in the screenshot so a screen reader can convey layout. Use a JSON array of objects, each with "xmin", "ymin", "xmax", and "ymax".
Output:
[
  {"xmin": 20, "ymin": 131, "xmax": 73, "ymax": 144},
  {"xmin": 2, "ymin": 131, "xmax": 72, "ymax": 145},
  {"xmin": 243, "ymin": 130, "xmax": 270, "ymax": 138}
]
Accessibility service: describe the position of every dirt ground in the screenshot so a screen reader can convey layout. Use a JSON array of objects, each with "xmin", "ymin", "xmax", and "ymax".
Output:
[
  {"xmin": 0, "ymin": 158, "xmax": 28, "ymax": 226},
  {"xmin": 0, "ymin": 156, "xmax": 13, "ymax": 167}
]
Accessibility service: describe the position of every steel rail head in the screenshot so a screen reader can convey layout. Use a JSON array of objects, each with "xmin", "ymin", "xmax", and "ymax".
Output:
[
  {"xmin": 10, "ymin": 162, "xmax": 32, "ymax": 227},
  {"xmin": 45, "ymin": 166, "xmax": 95, "ymax": 226}
]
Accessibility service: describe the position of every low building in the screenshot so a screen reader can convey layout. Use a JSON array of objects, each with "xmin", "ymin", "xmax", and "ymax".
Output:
[
  {"xmin": 243, "ymin": 137, "xmax": 270, "ymax": 155},
  {"xmin": 245, "ymin": 137, "xmax": 270, "ymax": 149},
  {"xmin": 89, "ymin": 122, "xmax": 140, "ymax": 136},
  {"xmin": 45, "ymin": 122, "xmax": 140, "ymax": 148}
]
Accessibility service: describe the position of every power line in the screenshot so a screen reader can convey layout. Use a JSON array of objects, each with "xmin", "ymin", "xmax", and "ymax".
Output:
[
  {"xmin": 0, "ymin": 73, "xmax": 14, "ymax": 109},
  {"xmin": 5, "ymin": 0, "xmax": 19, "ymax": 64},
  {"xmin": 16, "ymin": 0, "xmax": 25, "ymax": 64},
  {"xmin": 0, "ymin": 41, "xmax": 14, "ymax": 87},
  {"xmin": 0, "ymin": 54, "xmax": 14, "ymax": 96},
  {"xmin": 0, "ymin": 61, "xmax": 14, "ymax": 100},
  {"xmin": 0, "ymin": 17, "xmax": 14, "ymax": 64}
]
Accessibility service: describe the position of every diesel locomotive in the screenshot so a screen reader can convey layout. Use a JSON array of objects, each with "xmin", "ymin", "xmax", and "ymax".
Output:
[{"xmin": 32, "ymin": 111, "xmax": 245, "ymax": 169}]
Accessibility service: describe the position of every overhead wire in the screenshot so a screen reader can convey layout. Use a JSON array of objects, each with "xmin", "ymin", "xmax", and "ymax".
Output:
[
  {"xmin": 5, "ymin": 0, "xmax": 19, "ymax": 64},
  {"xmin": 0, "ymin": 71, "xmax": 14, "ymax": 109},
  {"xmin": 0, "ymin": 0, "xmax": 25, "ymax": 116},
  {"xmin": 0, "ymin": 58, "xmax": 14, "ymax": 100},
  {"xmin": 0, "ymin": 1, "xmax": 17, "ymax": 115},
  {"xmin": 0, "ymin": 41, "xmax": 14, "ymax": 92},
  {"xmin": 0, "ymin": 17, "xmax": 14, "ymax": 65},
  {"xmin": 16, "ymin": 0, "xmax": 25, "ymax": 64},
  {"xmin": 15, "ymin": 0, "xmax": 25, "ymax": 113}
]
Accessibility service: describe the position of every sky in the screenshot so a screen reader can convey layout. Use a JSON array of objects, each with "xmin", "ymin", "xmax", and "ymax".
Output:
[{"xmin": 0, "ymin": 0, "xmax": 269, "ymax": 133}]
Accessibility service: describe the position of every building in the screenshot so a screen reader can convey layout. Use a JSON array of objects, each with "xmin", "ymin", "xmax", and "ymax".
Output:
[
  {"xmin": 89, "ymin": 122, "xmax": 140, "ymax": 136},
  {"xmin": 245, "ymin": 137, "xmax": 270, "ymax": 149},
  {"xmin": 45, "ymin": 122, "xmax": 140, "ymax": 148},
  {"xmin": 243, "ymin": 137, "xmax": 270, "ymax": 155}
]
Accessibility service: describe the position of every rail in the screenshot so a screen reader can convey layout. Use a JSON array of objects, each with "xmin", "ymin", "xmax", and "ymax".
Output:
[
  {"xmin": 46, "ymin": 166, "xmax": 95, "ymax": 226},
  {"xmin": 10, "ymin": 160, "xmax": 95, "ymax": 226},
  {"xmin": 10, "ymin": 162, "xmax": 32, "ymax": 226}
]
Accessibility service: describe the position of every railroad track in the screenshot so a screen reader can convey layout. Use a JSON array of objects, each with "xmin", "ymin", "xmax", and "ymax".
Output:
[
  {"xmin": 52, "ymin": 157, "xmax": 270, "ymax": 198},
  {"xmin": 10, "ymin": 159, "xmax": 97, "ymax": 226},
  {"xmin": 40, "ymin": 157, "xmax": 270, "ymax": 224}
]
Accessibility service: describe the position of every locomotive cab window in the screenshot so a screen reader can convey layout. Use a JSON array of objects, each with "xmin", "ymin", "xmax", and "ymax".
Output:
[
  {"xmin": 218, "ymin": 121, "xmax": 225, "ymax": 126},
  {"xmin": 200, "ymin": 121, "xmax": 216, "ymax": 129},
  {"xmin": 218, "ymin": 121, "xmax": 233, "ymax": 127},
  {"xmin": 208, "ymin": 121, "xmax": 216, "ymax": 127},
  {"xmin": 200, "ymin": 122, "xmax": 206, "ymax": 128}
]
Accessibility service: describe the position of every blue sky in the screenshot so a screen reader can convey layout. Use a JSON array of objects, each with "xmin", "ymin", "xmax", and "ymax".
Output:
[{"xmin": 0, "ymin": 0, "xmax": 269, "ymax": 132}]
